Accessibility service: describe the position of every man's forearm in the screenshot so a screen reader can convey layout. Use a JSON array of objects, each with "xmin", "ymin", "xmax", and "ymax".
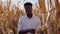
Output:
[
  {"xmin": 19, "ymin": 30, "xmax": 27, "ymax": 34},
  {"xmin": 18, "ymin": 29, "xmax": 35, "ymax": 34}
]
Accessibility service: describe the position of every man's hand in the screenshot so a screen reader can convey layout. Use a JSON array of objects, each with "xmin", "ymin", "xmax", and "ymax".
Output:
[
  {"xmin": 26, "ymin": 29, "xmax": 35, "ymax": 33},
  {"xmin": 19, "ymin": 29, "xmax": 35, "ymax": 34}
]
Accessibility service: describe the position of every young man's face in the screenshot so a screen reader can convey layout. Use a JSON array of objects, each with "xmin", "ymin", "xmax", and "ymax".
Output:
[{"xmin": 24, "ymin": 5, "xmax": 32, "ymax": 14}]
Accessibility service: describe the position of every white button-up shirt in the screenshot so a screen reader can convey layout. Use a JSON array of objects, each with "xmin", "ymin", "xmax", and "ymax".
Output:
[{"xmin": 18, "ymin": 15, "xmax": 41, "ymax": 34}]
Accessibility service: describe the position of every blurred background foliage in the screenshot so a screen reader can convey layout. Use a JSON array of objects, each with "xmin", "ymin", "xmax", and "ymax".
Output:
[{"xmin": 0, "ymin": 0, "xmax": 60, "ymax": 34}]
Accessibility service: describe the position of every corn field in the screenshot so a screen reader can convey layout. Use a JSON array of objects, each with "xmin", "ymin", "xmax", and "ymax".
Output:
[{"xmin": 0, "ymin": 0, "xmax": 60, "ymax": 34}]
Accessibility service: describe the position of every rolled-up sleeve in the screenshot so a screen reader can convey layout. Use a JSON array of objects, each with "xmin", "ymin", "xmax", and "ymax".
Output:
[
  {"xmin": 38, "ymin": 18, "xmax": 41, "ymax": 29},
  {"xmin": 36, "ymin": 17, "xmax": 41, "ymax": 31},
  {"xmin": 17, "ymin": 18, "xmax": 23, "ymax": 34}
]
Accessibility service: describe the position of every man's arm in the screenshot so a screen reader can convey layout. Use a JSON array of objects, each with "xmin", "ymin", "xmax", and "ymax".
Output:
[
  {"xmin": 36, "ymin": 17, "xmax": 41, "ymax": 32},
  {"xmin": 19, "ymin": 29, "xmax": 35, "ymax": 34},
  {"xmin": 17, "ymin": 18, "xmax": 23, "ymax": 34},
  {"xmin": 37, "ymin": 18, "xmax": 41, "ymax": 29}
]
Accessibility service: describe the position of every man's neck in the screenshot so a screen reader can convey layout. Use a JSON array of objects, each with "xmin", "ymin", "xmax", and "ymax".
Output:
[{"xmin": 27, "ymin": 14, "xmax": 33, "ymax": 19}]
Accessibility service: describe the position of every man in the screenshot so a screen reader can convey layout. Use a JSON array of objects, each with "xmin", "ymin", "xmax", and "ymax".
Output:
[{"xmin": 18, "ymin": 2, "xmax": 41, "ymax": 34}]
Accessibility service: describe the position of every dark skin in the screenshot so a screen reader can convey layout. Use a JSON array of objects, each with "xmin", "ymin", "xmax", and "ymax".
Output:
[
  {"xmin": 24, "ymin": 5, "xmax": 33, "ymax": 19},
  {"xmin": 19, "ymin": 29, "xmax": 35, "ymax": 34},
  {"xmin": 19, "ymin": 5, "xmax": 35, "ymax": 34}
]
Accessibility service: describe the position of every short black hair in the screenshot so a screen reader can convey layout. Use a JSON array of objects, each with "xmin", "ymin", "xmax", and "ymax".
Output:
[{"xmin": 24, "ymin": 2, "xmax": 32, "ymax": 6}]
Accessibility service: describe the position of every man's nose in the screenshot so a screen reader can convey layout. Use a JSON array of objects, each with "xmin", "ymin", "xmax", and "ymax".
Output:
[{"xmin": 27, "ymin": 9, "xmax": 30, "ymax": 11}]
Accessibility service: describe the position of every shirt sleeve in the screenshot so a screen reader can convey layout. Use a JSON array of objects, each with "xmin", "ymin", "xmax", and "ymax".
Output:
[
  {"xmin": 38, "ymin": 18, "xmax": 41, "ymax": 29},
  {"xmin": 36, "ymin": 17, "xmax": 41, "ymax": 31},
  {"xmin": 17, "ymin": 17, "xmax": 23, "ymax": 34}
]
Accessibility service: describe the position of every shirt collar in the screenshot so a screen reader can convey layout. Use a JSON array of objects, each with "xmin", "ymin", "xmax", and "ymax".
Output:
[{"xmin": 25, "ymin": 15, "xmax": 34, "ymax": 19}]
